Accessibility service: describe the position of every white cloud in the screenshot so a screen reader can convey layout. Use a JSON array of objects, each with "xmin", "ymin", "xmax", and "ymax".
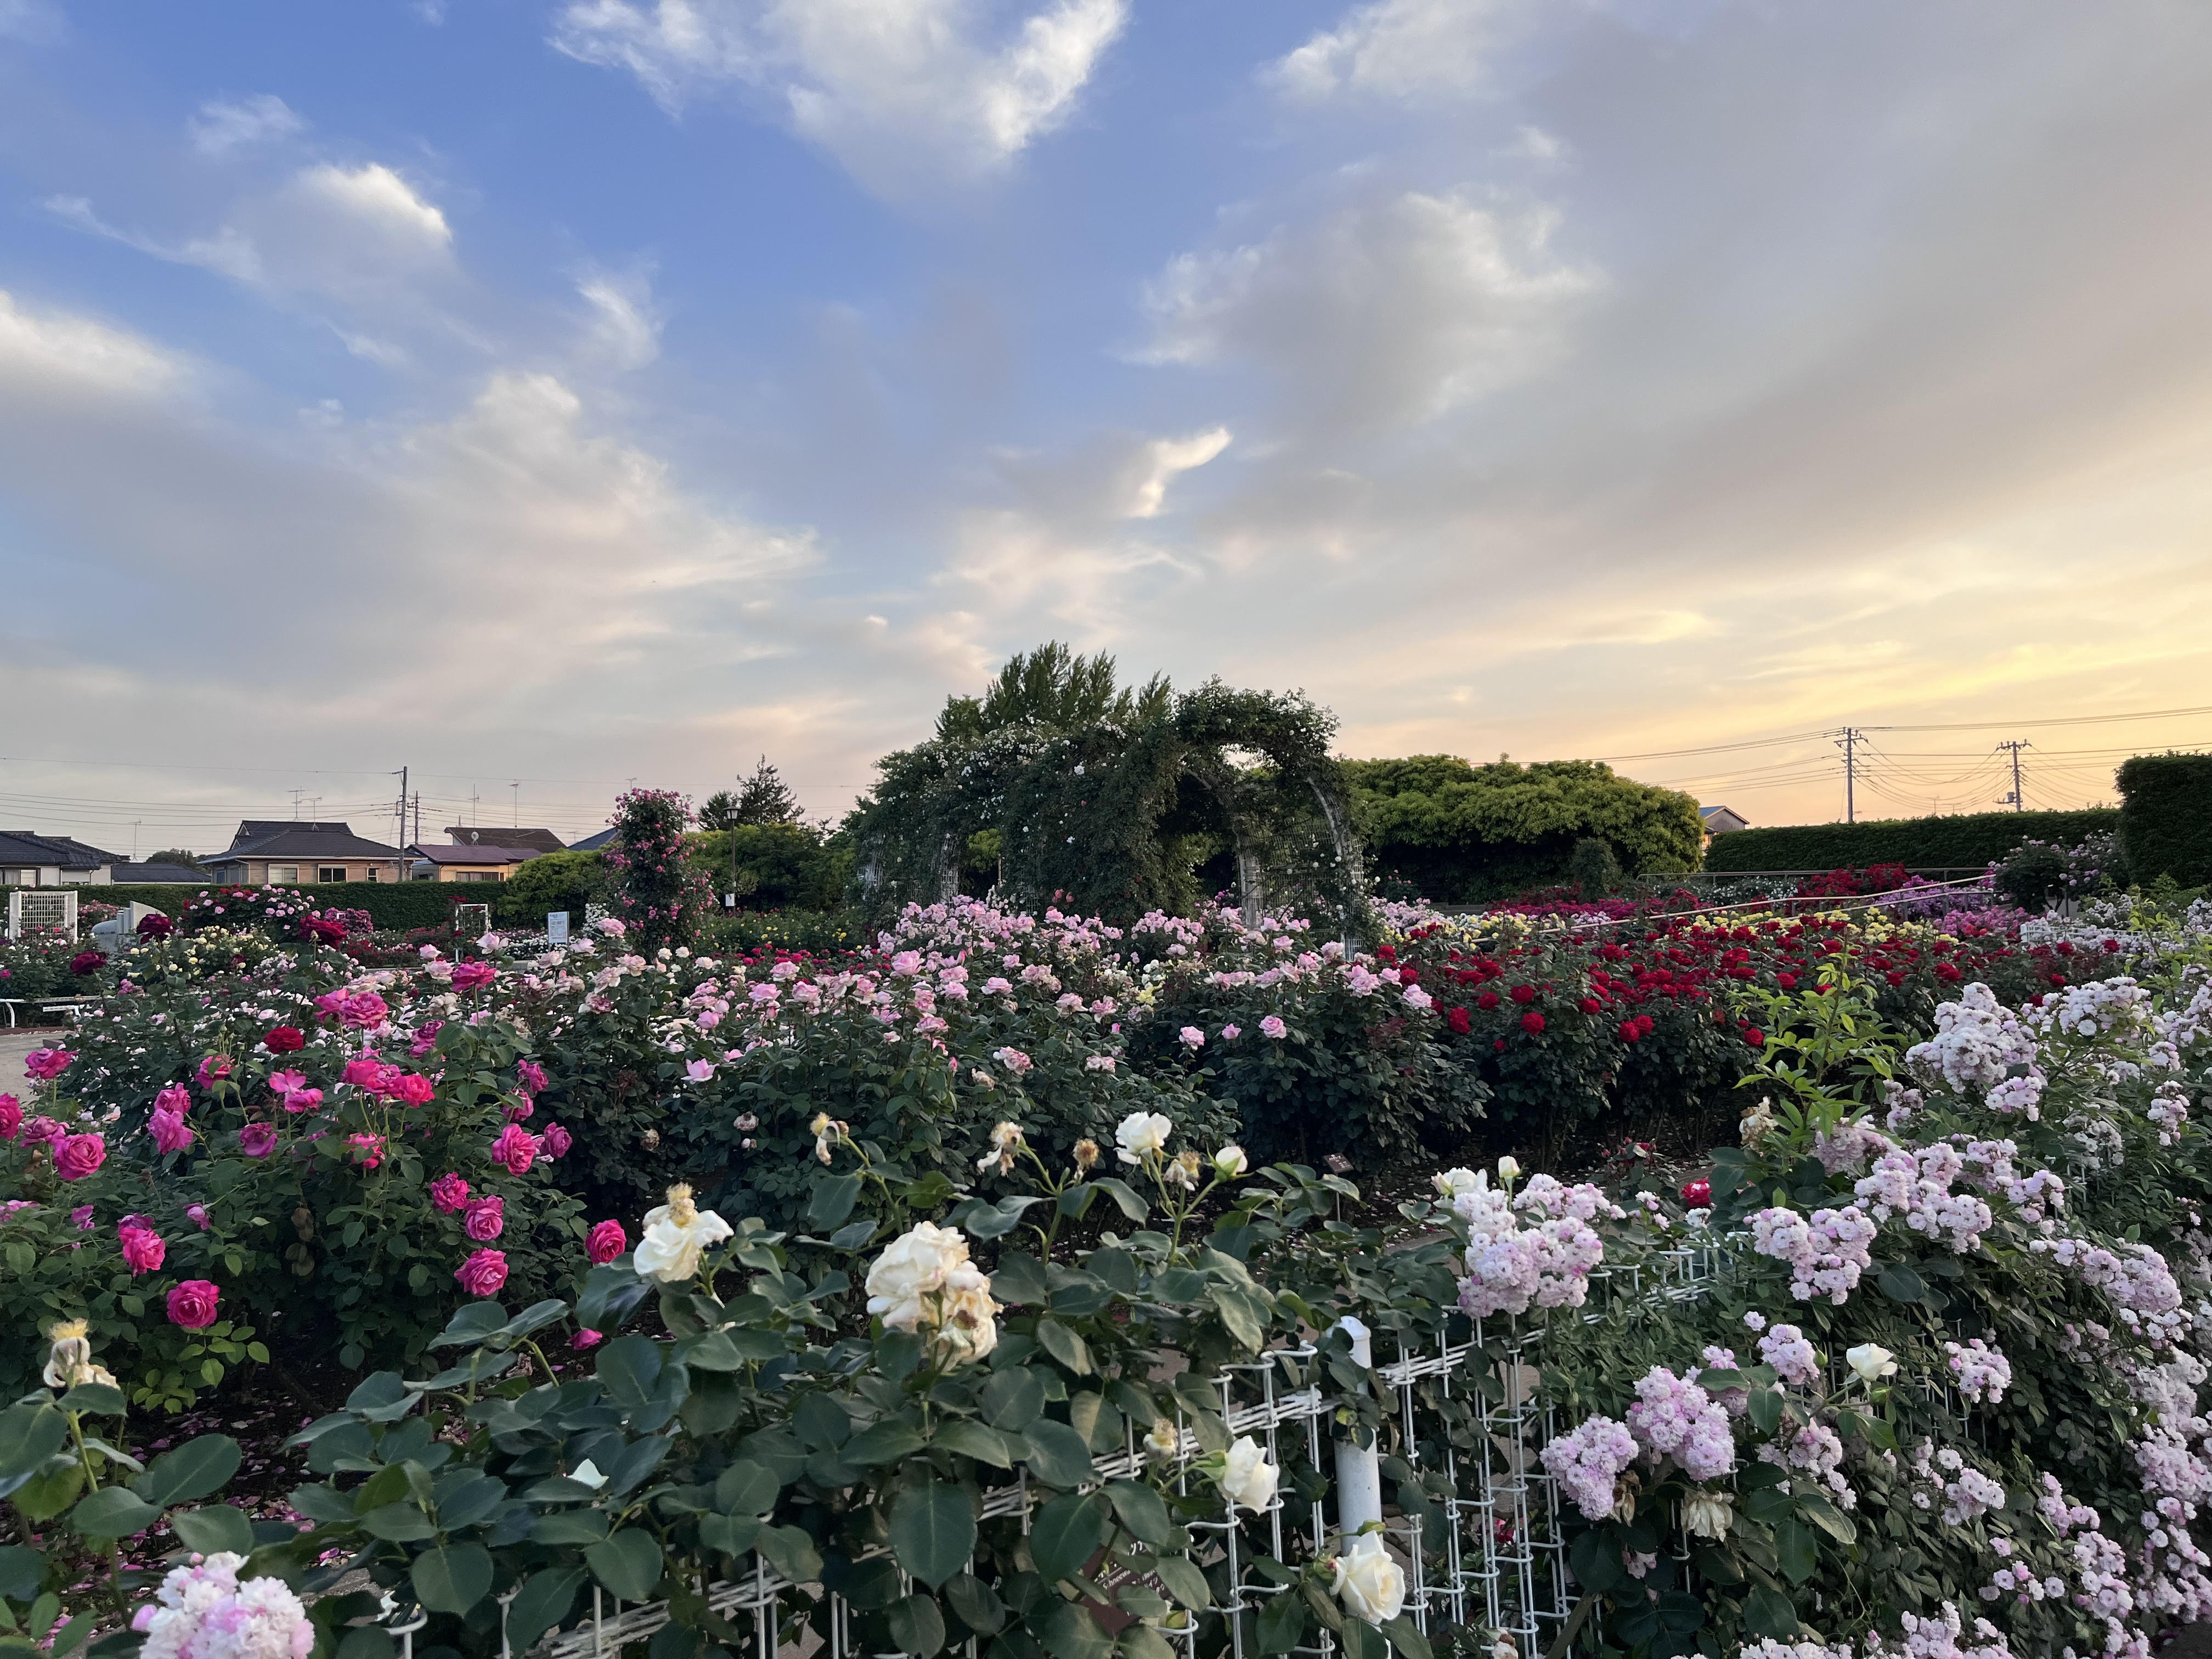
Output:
[
  {"xmin": 0, "ymin": 0, "xmax": 61, "ymax": 43},
  {"xmin": 0, "ymin": 289, "xmax": 188, "ymax": 399},
  {"xmin": 1268, "ymin": 0, "xmax": 1522, "ymax": 104},
  {"xmin": 1124, "ymin": 426, "xmax": 1231, "ymax": 518},
  {"xmin": 1138, "ymin": 190, "xmax": 1597, "ymax": 431},
  {"xmin": 189, "ymin": 94, "xmax": 307, "ymax": 155},
  {"xmin": 550, "ymin": 0, "xmax": 1127, "ymax": 194},
  {"xmin": 577, "ymin": 266, "xmax": 663, "ymax": 369}
]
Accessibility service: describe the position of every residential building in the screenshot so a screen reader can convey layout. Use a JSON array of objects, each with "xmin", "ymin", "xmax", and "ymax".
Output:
[
  {"xmin": 206, "ymin": 822, "xmax": 406, "ymax": 885},
  {"xmin": 0, "ymin": 831, "xmax": 119, "ymax": 887},
  {"xmin": 568, "ymin": 827, "xmax": 617, "ymax": 852},
  {"xmin": 408, "ymin": 842, "xmax": 544, "ymax": 883},
  {"xmin": 446, "ymin": 826, "xmax": 567, "ymax": 854},
  {"xmin": 1700, "ymin": 804, "xmax": 1751, "ymax": 845}
]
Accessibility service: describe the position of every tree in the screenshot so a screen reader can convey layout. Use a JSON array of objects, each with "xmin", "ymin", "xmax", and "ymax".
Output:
[
  {"xmin": 698, "ymin": 791, "xmax": 741, "ymax": 832},
  {"xmin": 732, "ymin": 756, "xmax": 803, "ymax": 826},
  {"xmin": 147, "ymin": 849, "xmax": 206, "ymax": 871},
  {"xmin": 934, "ymin": 642, "xmax": 1169, "ymax": 745}
]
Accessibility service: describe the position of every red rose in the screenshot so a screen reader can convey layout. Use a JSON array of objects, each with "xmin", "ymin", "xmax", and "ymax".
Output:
[
  {"xmin": 1446, "ymin": 1007, "xmax": 1471, "ymax": 1036},
  {"xmin": 1509, "ymin": 984, "xmax": 1536, "ymax": 1005},
  {"xmin": 1618, "ymin": 1020, "xmax": 1641, "ymax": 1042},
  {"xmin": 1679, "ymin": 1179, "xmax": 1712, "ymax": 1209},
  {"xmin": 1520, "ymin": 1012, "xmax": 1546, "ymax": 1035},
  {"xmin": 1743, "ymin": 1028, "xmax": 1765, "ymax": 1047},
  {"xmin": 167, "ymin": 1279, "xmax": 221, "ymax": 1329},
  {"xmin": 263, "ymin": 1026, "xmax": 305, "ymax": 1053},
  {"xmin": 1578, "ymin": 997, "xmax": 1601, "ymax": 1014},
  {"xmin": 1477, "ymin": 990, "xmax": 1500, "ymax": 1011}
]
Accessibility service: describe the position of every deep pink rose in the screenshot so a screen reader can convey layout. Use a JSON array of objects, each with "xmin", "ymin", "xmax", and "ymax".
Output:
[
  {"xmin": 153, "ymin": 1084, "xmax": 190, "ymax": 1115},
  {"xmin": 24, "ymin": 1050, "xmax": 74, "ymax": 1081},
  {"xmin": 185, "ymin": 1205, "xmax": 209, "ymax": 1230},
  {"xmin": 586, "ymin": 1218, "xmax": 627, "ymax": 1264},
  {"xmin": 542, "ymin": 1122, "xmax": 572, "ymax": 1159},
  {"xmin": 463, "ymin": 1195, "xmax": 505, "ymax": 1242},
  {"xmin": 70, "ymin": 1205, "xmax": 94, "ymax": 1229},
  {"xmin": 572, "ymin": 1329, "xmax": 603, "ymax": 1351},
  {"xmin": 454, "ymin": 1249, "xmax": 509, "ymax": 1298},
  {"xmin": 268, "ymin": 1070, "xmax": 307, "ymax": 1094},
  {"xmin": 195, "ymin": 1056, "xmax": 234, "ymax": 1087},
  {"xmin": 390, "ymin": 1074, "xmax": 436, "ymax": 1107},
  {"xmin": 167, "ymin": 1279, "xmax": 221, "ymax": 1329},
  {"xmin": 348, "ymin": 1133, "xmax": 387, "ymax": 1169},
  {"xmin": 283, "ymin": 1088, "xmax": 323, "ymax": 1114},
  {"xmin": 23, "ymin": 1117, "xmax": 65, "ymax": 1150},
  {"xmin": 151, "ymin": 1108, "xmax": 195, "ymax": 1155},
  {"xmin": 0, "ymin": 1096, "xmax": 19, "ymax": 1140},
  {"xmin": 239, "ymin": 1122, "xmax": 278, "ymax": 1158},
  {"xmin": 55, "ymin": 1133, "xmax": 106, "ymax": 1181},
  {"xmin": 517, "ymin": 1060, "xmax": 549, "ymax": 1097},
  {"xmin": 431, "ymin": 1173, "xmax": 471, "ymax": 1214},
  {"xmin": 452, "ymin": 962, "xmax": 496, "ymax": 992},
  {"xmin": 121, "ymin": 1227, "xmax": 167, "ymax": 1275},
  {"xmin": 491, "ymin": 1124, "xmax": 538, "ymax": 1176}
]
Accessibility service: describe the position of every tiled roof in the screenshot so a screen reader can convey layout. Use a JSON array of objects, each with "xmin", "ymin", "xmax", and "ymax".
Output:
[
  {"xmin": 0, "ymin": 831, "xmax": 120, "ymax": 870},
  {"xmin": 408, "ymin": 842, "xmax": 541, "ymax": 866},
  {"xmin": 568, "ymin": 827, "xmax": 617, "ymax": 851},
  {"xmin": 219, "ymin": 821, "xmax": 404, "ymax": 861},
  {"xmin": 445, "ymin": 826, "xmax": 566, "ymax": 854},
  {"xmin": 112, "ymin": 862, "xmax": 212, "ymax": 884}
]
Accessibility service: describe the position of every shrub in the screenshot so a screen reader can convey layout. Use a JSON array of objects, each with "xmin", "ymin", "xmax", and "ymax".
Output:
[
  {"xmin": 492, "ymin": 848, "xmax": 605, "ymax": 927},
  {"xmin": 1704, "ymin": 808, "xmax": 2119, "ymax": 873},
  {"xmin": 1993, "ymin": 831, "xmax": 2124, "ymax": 910},
  {"xmin": 603, "ymin": 788, "xmax": 710, "ymax": 951},
  {"xmin": 1571, "ymin": 836, "xmax": 1623, "ymax": 896},
  {"xmin": 2118, "ymin": 751, "xmax": 2212, "ymax": 887}
]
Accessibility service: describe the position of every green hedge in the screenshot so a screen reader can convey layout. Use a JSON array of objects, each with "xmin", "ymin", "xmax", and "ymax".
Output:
[
  {"xmin": 2118, "ymin": 753, "xmax": 2212, "ymax": 886},
  {"xmin": 77, "ymin": 882, "xmax": 515, "ymax": 932},
  {"xmin": 1702, "ymin": 808, "xmax": 2119, "ymax": 873}
]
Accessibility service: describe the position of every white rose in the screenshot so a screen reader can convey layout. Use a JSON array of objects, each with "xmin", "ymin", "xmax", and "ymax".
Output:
[
  {"xmin": 866, "ymin": 1221, "xmax": 967, "ymax": 1330},
  {"xmin": 1117, "ymin": 1111, "xmax": 1174, "ymax": 1165},
  {"xmin": 1680, "ymin": 1489, "xmax": 1734, "ymax": 1540},
  {"xmin": 1846, "ymin": 1344, "xmax": 1898, "ymax": 1385},
  {"xmin": 1496, "ymin": 1155, "xmax": 1521, "ymax": 1182},
  {"xmin": 1330, "ymin": 1534, "xmax": 1407, "ymax": 1626},
  {"xmin": 633, "ymin": 1185, "xmax": 735, "ymax": 1283},
  {"xmin": 1216, "ymin": 1435, "xmax": 1278, "ymax": 1513},
  {"xmin": 1432, "ymin": 1167, "xmax": 1485, "ymax": 1200},
  {"xmin": 1214, "ymin": 1145, "xmax": 1249, "ymax": 1180}
]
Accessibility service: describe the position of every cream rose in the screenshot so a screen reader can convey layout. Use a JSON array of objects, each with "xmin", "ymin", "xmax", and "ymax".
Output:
[
  {"xmin": 633, "ymin": 1185, "xmax": 735, "ymax": 1283},
  {"xmin": 1496, "ymin": 1155, "xmax": 1521, "ymax": 1183},
  {"xmin": 866, "ymin": 1222, "xmax": 1001, "ymax": 1367},
  {"xmin": 1117, "ymin": 1111, "xmax": 1174, "ymax": 1165},
  {"xmin": 1432, "ymin": 1167, "xmax": 1485, "ymax": 1200},
  {"xmin": 1330, "ymin": 1534, "xmax": 1407, "ymax": 1625},
  {"xmin": 1216, "ymin": 1435, "xmax": 1279, "ymax": 1513},
  {"xmin": 977, "ymin": 1121, "xmax": 1026, "ymax": 1176},
  {"xmin": 1846, "ymin": 1344, "xmax": 1898, "ymax": 1385},
  {"xmin": 1214, "ymin": 1145, "xmax": 1249, "ymax": 1180}
]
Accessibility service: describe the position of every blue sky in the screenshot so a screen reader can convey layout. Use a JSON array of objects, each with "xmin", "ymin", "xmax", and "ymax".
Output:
[{"xmin": 5, "ymin": 0, "xmax": 2212, "ymax": 851}]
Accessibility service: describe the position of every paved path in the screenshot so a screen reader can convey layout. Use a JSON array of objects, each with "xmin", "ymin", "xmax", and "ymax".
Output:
[{"xmin": 0, "ymin": 1027, "xmax": 51, "ymax": 1095}]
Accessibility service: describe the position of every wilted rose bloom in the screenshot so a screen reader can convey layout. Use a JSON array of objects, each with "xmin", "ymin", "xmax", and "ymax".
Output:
[
  {"xmin": 22, "ymin": 1116, "xmax": 66, "ymax": 1150},
  {"xmin": 587, "ymin": 1218, "xmax": 628, "ymax": 1263},
  {"xmin": 542, "ymin": 1122, "xmax": 572, "ymax": 1158},
  {"xmin": 491, "ymin": 1124, "xmax": 538, "ymax": 1175},
  {"xmin": 55, "ymin": 1133, "xmax": 107, "ymax": 1181},
  {"xmin": 267, "ymin": 1070, "xmax": 306, "ymax": 1094},
  {"xmin": 454, "ymin": 1249, "xmax": 509, "ymax": 1297},
  {"xmin": 634, "ymin": 1187, "xmax": 733, "ymax": 1283},
  {"xmin": 263, "ymin": 1026, "xmax": 305, "ymax": 1053},
  {"xmin": 430, "ymin": 1173, "xmax": 471, "ymax": 1213},
  {"xmin": 71, "ymin": 1205, "xmax": 94, "ymax": 1229},
  {"xmin": 166, "ymin": 1280, "xmax": 221, "ymax": 1329},
  {"xmin": 463, "ymin": 1196, "xmax": 505, "ymax": 1242},
  {"xmin": 120, "ymin": 1227, "xmax": 166, "ymax": 1275},
  {"xmin": 238, "ymin": 1123, "xmax": 278, "ymax": 1158}
]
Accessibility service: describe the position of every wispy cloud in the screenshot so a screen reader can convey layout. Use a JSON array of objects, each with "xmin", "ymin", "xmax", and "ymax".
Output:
[{"xmin": 189, "ymin": 94, "xmax": 307, "ymax": 156}]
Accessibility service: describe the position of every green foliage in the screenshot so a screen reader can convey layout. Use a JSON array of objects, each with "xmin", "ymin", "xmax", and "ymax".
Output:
[
  {"xmin": 84, "ymin": 881, "xmax": 489, "ymax": 931},
  {"xmin": 144, "ymin": 849, "xmax": 206, "ymax": 872},
  {"xmin": 2117, "ymin": 751, "xmax": 2212, "ymax": 886},
  {"xmin": 1703, "ymin": 808, "xmax": 2119, "ymax": 873},
  {"xmin": 603, "ymin": 788, "xmax": 710, "ymax": 951},
  {"xmin": 686, "ymin": 823, "xmax": 848, "ymax": 910},
  {"xmin": 1344, "ymin": 757, "xmax": 1702, "ymax": 902},
  {"xmin": 1570, "ymin": 837, "xmax": 1622, "ymax": 896},
  {"xmin": 493, "ymin": 850, "xmax": 605, "ymax": 927},
  {"xmin": 849, "ymin": 647, "xmax": 1367, "ymax": 931}
]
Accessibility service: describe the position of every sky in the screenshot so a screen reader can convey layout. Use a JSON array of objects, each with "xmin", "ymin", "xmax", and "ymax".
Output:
[{"xmin": 4, "ymin": 0, "xmax": 2211, "ymax": 856}]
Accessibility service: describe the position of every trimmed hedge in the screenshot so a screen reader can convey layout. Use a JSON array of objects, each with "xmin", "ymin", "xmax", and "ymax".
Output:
[
  {"xmin": 1702, "ymin": 807, "xmax": 2119, "ymax": 873},
  {"xmin": 74, "ymin": 881, "xmax": 506, "ymax": 931},
  {"xmin": 2118, "ymin": 752, "xmax": 2212, "ymax": 886}
]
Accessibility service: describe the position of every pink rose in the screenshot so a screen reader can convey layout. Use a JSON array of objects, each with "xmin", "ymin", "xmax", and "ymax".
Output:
[
  {"xmin": 541, "ymin": 1122, "xmax": 572, "ymax": 1159},
  {"xmin": 517, "ymin": 1060, "xmax": 549, "ymax": 1097},
  {"xmin": 452, "ymin": 962, "xmax": 495, "ymax": 992},
  {"xmin": 463, "ymin": 1195, "xmax": 505, "ymax": 1242},
  {"xmin": 185, "ymin": 1204, "xmax": 209, "ymax": 1230},
  {"xmin": 0, "ymin": 1096, "xmax": 19, "ymax": 1140},
  {"xmin": 283, "ymin": 1088, "xmax": 323, "ymax": 1114},
  {"xmin": 71, "ymin": 1205, "xmax": 94, "ymax": 1229},
  {"xmin": 153, "ymin": 1084, "xmax": 190, "ymax": 1115},
  {"xmin": 239, "ymin": 1122, "xmax": 278, "ymax": 1158},
  {"xmin": 167, "ymin": 1279, "xmax": 221, "ymax": 1329},
  {"xmin": 1260, "ymin": 1015, "xmax": 1288, "ymax": 1040},
  {"xmin": 586, "ymin": 1218, "xmax": 627, "ymax": 1264},
  {"xmin": 24, "ymin": 1049, "xmax": 74, "ymax": 1081},
  {"xmin": 121, "ymin": 1227, "xmax": 167, "ymax": 1275},
  {"xmin": 505, "ymin": 1099, "xmax": 535, "ymax": 1121},
  {"xmin": 55, "ymin": 1133, "xmax": 107, "ymax": 1181},
  {"xmin": 23, "ymin": 1116, "xmax": 65, "ymax": 1150},
  {"xmin": 348, "ymin": 1133, "xmax": 386, "ymax": 1169},
  {"xmin": 686, "ymin": 1059, "xmax": 715, "ymax": 1083},
  {"xmin": 390, "ymin": 1074, "xmax": 436, "ymax": 1107},
  {"xmin": 454, "ymin": 1249, "xmax": 509, "ymax": 1298},
  {"xmin": 572, "ymin": 1328, "xmax": 603, "ymax": 1351},
  {"xmin": 195, "ymin": 1056, "xmax": 234, "ymax": 1087},
  {"xmin": 268, "ymin": 1070, "xmax": 307, "ymax": 1094},
  {"xmin": 151, "ymin": 1108, "xmax": 194, "ymax": 1154},
  {"xmin": 430, "ymin": 1173, "xmax": 471, "ymax": 1214},
  {"xmin": 491, "ymin": 1123, "xmax": 538, "ymax": 1176}
]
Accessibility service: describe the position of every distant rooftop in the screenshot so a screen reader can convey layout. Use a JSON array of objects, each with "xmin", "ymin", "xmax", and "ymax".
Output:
[{"xmin": 446, "ymin": 825, "xmax": 566, "ymax": 854}]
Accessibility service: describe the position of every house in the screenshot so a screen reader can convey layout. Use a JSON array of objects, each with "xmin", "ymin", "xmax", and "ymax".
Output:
[
  {"xmin": 568, "ymin": 827, "xmax": 618, "ymax": 852},
  {"xmin": 0, "ymin": 831, "xmax": 119, "ymax": 887},
  {"xmin": 206, "ymin": 822, "xmax": 406, "ymax": 886},
  {"xmin": 112, "ymin": 861, "xmax": 213, "ymax": 885},
  {"xmin": 1700, "ymin": 804, "xmax": 1751, "ymax": 840},
  {"xmin": 408, "ymin": 842, "xmax": 544, "ymax": 883},
  {"xmin": 446, "ymin": 826, "xmax": 567, "ymax": 855}
]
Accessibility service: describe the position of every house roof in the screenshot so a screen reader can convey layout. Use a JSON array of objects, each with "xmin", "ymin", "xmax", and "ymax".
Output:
[
  {"xmin": 0, "ymin": 831, "xmax": 120, "ymax": 870},
  {"xmin": 1699, "ymin": 804, "xmax": 1749, "ymax": 827},
  {"xmin": 446, "ymin": 826, "xmax": 566, "ymax": 854},
  {"xmin": 568, "ymin": 827, "xmax": 617, "ymax": 851},
  {"xmin": 218, "ymin": 821, "xmax": 404, "ymax": 861},
  {"xmin": 112, "ymin": 862, "xmax": 211, "ymax": 885},
  {"xmin": 408, "ymin": 842, "xmax": 542, "ymax": 866}
]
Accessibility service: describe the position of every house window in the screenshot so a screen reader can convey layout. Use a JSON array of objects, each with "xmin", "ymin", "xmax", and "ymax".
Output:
[
  {"xmin": 268, "ymin": 865, "xmax": 299, "ymax": 884},
  {"xmin": 455, "ymin": 870, "xmax": 500, "ymax": 883},
  {"xmin": 318, "ymin": 866, "xmax": 348, "ymax": 884}
]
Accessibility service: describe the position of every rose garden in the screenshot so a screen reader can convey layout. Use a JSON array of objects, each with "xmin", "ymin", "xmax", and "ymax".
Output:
[{"xmin": 5, "ymin": 657, "xmax": 2212, "ymax": 1659}]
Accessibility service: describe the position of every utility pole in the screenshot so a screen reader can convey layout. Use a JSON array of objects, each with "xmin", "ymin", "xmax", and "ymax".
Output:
[
  {"xmin": 511, "ymin": 782, "xmax": 520, "ymax": 827},
  {"xmin": 1835, "ymin": 727, "xmax": 1863, "ymax": 822},
  {"xmin": 413, "ymin": 792, "xmax": 422, "ymax": 847},
  {"xmin": 132, "ymin": 820, "xmax": 141, "ymax": 860},
  {"xmin": 1996, "ymin": 741, "xmax": 2030, "ymax": 810},
  {"xmin": 290, "ymin": 788, "xmax": 304, "ymax": 820},
  {"xmin": 394, "ymin": 768, "xmax": 408, "ymax": 850}
]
